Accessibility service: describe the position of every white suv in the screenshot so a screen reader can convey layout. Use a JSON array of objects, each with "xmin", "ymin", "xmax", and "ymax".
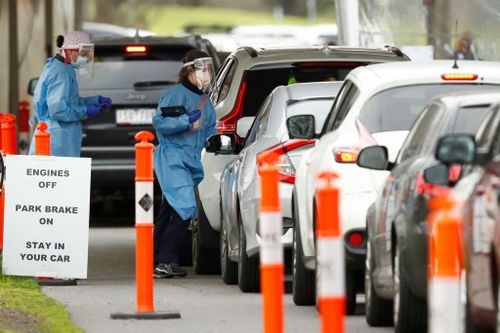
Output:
[
  {"xmin": 292, "ymin": 60, "xmax": 500, "ymax": 313},
  {"xmin": 193, "ymin": 46, "xmax": 410, "ymax": 274}
]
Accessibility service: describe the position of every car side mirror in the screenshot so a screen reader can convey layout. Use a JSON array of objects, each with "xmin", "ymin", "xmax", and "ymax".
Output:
[
  {"xmin": 423, "ymin": 164, "xmax": 449, "ymax": 185},
  {"xmin": 436, "ymin": 134, "xmax": 476, "ymax": 164},
  {"xmin": 356, "ymin": 146, "xmax": 390, "ymax": 170},
  {"xmin": 236, "ymin": 117, "xmax": 255, "ymax": 139},
  {"xmin": 287, "ymin": 115, "xmax": 316, "ymax": 140},
  {"xmin": 27, "ymin": 78, "xmax": 38, "ymax": 96},
  {"xmin": 207, "ymin": 133, "xmax": 236, "ymax": 155}
]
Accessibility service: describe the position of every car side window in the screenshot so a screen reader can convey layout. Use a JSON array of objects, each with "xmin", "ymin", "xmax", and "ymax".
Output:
[
  {"xmin": 217, "ymin": 59, "xmax": 237, "ymax": 103},
  {"xmin": 322, "ymin": 81, "xmax": 352, "ymax": 133},
  {"xmin": 210, "ymin": 58, "xmax": 235, "ymax": 104},
  {"xmin": 245, "ymin": 96, "xmax": 272, "ymax": 145},
  {"xmin": 476, "ymin": 106, "xmax": 500, "ymax": 154},
  {"xmin": 398, "ymin": 104, "xmax": 443, "ymax": 162},
  {"xmin": 324, "ymin": 81, "xmax": 360, "ymax": 133}
]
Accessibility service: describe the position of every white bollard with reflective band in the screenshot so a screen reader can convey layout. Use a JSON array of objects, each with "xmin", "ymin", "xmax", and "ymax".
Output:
[{"xmin": 258, "ymin": 151, "xmax": 284, "ymax": 333}]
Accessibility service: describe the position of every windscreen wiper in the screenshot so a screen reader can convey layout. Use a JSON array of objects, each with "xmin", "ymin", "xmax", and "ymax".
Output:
[{"xmin": 134, "ymin": 81, "xmax": 175, "ymax": 89}]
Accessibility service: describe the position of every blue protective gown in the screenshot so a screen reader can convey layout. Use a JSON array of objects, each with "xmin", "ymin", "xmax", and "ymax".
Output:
[
  {"xmin": 28, "ymin": 56, "xmax": 98, "ymax": 157},
  {"xmin": 153, "ymin": 82, "xmax": 216, "ymax": 221}
]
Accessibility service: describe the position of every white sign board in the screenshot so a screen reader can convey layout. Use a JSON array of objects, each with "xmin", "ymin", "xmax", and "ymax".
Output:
[{"xmin": 2, "ymin": 155, "xmax": 91, "ymax": 279}]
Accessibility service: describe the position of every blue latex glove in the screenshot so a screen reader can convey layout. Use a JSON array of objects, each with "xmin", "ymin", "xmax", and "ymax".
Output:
[
  {"xmin": 188, "ymin": 110, "xmax": 202, "ymax": 124},
  {"xmin": 98, "ymin": 96, "xmax": 112, "ymax": 110},
  {"xmin": 86, "ymin": 104, "xmax": 103, "ymax": 117}
]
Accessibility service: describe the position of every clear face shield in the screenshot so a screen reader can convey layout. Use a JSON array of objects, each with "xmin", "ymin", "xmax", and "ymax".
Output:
[
  {"xmin": 64, "ymin": 44, "xmax": 95, "ymax": 79},
  {"xmin": 185, "ymin": 57, "xmax": 216, "ymax": 93}
]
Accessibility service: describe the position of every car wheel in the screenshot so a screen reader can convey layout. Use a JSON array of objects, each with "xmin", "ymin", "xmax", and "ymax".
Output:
[
  {"xmin": 192, "ymin": 198, "xmax": 220, "ymax": 275},
  {"xmin": 220, "ymin": 216, "xmax": 238, "ymax": 285},
  {"xmin": 237, "ymin": 221, "xmax": 260, "ymax": 293},
  {"xmin": 465, "ymin": 293, "xmax": 494, "ymax": 333},
  {"xmin": 314, "ymin": 250, "xmax": 356, "ymax": 314},
  {"xmin": 293, "ymin": 223, "xmax": 315, "ymax": 305},
  {"xmin": 365, "ymin": 241, "xmax": 393, "ymax": 326},
  {"xmin": 179, "ymin": 229, "xmax": 192, "ymax": 267},
  {"xmin": 393, "ymin": 244, "xmax": 427, "ymax": 333},
  {"xmin": 345, "ymin": 268, "xmax": 357, "ymax": 315}
]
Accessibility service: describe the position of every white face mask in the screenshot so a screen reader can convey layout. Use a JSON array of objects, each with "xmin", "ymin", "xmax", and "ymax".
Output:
[
  {"xmin": 194, "ymin": 70, "xmax": 212, "ymax": 92},
  {"xmin": 71, "ymin": 56, "xmax": 88, "ymax": 69}
]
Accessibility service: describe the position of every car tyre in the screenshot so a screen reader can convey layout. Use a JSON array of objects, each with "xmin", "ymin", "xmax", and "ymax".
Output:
[
  {"xmin": 220, "ymin": 216, "xmax": 238, "ymax": 285},
  {"xmin": 192, "ymin": 197, "xmax": 220, "ymax": 275},
  {"xmin": 345, "ymin": 268, "xmax": 357, "ymax": 315},
  {"xmin": 238, "ymin": 221, "xmax": 260, "ymax": 293},
  {"xmin": 393, "ymin": 244, "xmax": 427, "ymax": 333},
  {"xmin": 465, "ymin": 293, "xmax": 494, "ymax": 333},
  {"xmin": 293, "ymin": 222, "xmax": 315, "ymax": 305},
  {"xmin": 365, "ymin": 241, "xmax": 393, "ymax": 326}
]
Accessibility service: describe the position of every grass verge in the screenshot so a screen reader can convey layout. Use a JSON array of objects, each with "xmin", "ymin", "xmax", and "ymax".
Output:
[
  {"xmin": 0, "ymin": 258, "xmax": 82, "ymax": 333},
  {"xmin": 141, "ymin": 4, "xmax": 335, "ymax": 35}
]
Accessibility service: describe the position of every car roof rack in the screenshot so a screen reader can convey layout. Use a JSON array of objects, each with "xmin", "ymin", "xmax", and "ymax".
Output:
[
  {"xmin": 241, "ymin": 46, "xmax": 258, "ymax": 58},
  {"xmin": 383, "ymin": 45, "xmax": 406, "ymax": 58}
]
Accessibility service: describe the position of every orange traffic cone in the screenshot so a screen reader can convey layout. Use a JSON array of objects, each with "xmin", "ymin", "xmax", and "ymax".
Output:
[
  {"xmin": 0, "ymin": 114, "xmax": 17, "ymax": 250},
  {"xmin": 257, "ymin": 150, "xmax": 284, "ymax": 333},
  {"xmin": 18, "ymin": 101, "xmax": 30, "ymax": 155},
  {"xmin": 111, "ymin": 131, "xmax": 180, "ymax": 320},
  {"xmin": 316, "ymin": 170, "xmax": 344, "ymax": 333},
  {"xmin": 427, "ymin": 194, "xmax": 463, "ymax": 333}
]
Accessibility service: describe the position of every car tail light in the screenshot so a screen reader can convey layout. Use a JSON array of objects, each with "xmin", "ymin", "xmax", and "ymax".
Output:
[
  {"xmin": 126, "ymin": 45, "xmax": 147, "ymax": 53},
  {"xmin": 257, "ymin": 139, "xmax": 317, "ymax": 184},
  {"xmin": 333, "ymin": 148, "xmax": 358, "ymax": 163},
  {"xmin": 217, "ymin": 77, "xmax": 247, "ymax": 134},
  {"xmin": 448, "ymin": 164, "xmax": 462, "ymax": 182},
  {"xmin": 345, "ymin": 230, "xmax": 365, "ymax": 248},
  {"xmin": 441, "ymin": 73, "xmax": 478, "ymax": 81}
]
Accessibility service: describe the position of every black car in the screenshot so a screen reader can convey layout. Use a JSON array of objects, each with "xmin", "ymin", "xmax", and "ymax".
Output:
[
  {"xmin": 428, "ymin": 102, "xmax": 500, "ymax": 333},
  {"xmin": 357, "ymin": 90, "xmax": 500, "ymax": 333},
  {"xmin": 76, "ymin": 36, "xmax": 219, "ymax": 217}
]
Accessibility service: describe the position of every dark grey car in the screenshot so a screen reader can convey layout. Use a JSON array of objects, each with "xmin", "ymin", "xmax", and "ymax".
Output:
[{"xmin": 357, "ymin": 90, "xmax": 500, "ymax": 333}]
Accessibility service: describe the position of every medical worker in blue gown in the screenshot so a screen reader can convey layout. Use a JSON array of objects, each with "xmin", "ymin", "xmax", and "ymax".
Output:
[
  {"xmin": 28, "ymin": 31, "xmax": 112, "ymax": 157},
  {"xmin": 153, "ymin": 49, "xmax": 216, "ymax": 278}
]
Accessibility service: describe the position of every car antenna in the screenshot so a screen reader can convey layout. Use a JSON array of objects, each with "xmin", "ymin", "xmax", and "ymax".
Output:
[
  {"xmin": 134, "ymin": 28, "xmax": 140, "ymax": 42},
  {"xmin": 452, "ymin": 20, "xmax": 459, "ymax": 69}
]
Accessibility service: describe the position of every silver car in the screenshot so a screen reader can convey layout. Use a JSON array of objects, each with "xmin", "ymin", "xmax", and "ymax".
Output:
[{"xmin": 211, "ymin": 81, "xmax": 341, "ymax": 292}]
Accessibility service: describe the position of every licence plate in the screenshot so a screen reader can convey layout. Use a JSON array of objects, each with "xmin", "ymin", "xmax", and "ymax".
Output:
[{"xmin": 116, "ymin": 108, "xmax": 156, "ymax": 125}]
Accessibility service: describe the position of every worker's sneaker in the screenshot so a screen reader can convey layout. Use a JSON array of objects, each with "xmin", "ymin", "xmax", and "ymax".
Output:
[
  {"xmin": 155, "ymin": 263, "xmax": 187, "ymax": 277},
  {"xmin": 153, "ymin": 265, "xmax": 173, "ymax": 279}
]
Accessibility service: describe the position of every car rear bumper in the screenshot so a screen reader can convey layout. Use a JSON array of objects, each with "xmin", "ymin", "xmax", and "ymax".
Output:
[
  {"xmin": 302, "ymin": 242, "xmax": 366, "ymax": 272},
  {"xmin": 304, "ymin": 190, "xmax": 374, "ymax": 258},
  {"xmin": 302, "ymin": 235, "xmax": 366, "ymax": 271},
  {"xmin": 247, "ymin": 226, "xmax": 293, "ymax": 258}
]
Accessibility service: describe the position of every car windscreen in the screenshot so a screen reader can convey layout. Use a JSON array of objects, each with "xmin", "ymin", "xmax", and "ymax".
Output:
[
  {"xmin": 243, "ymin": 62, "xmax": 363, "ymax": 118},
  {"xmin": 78, "ymin": 61, "xmax": 181, "ymax": 90},
  {"xmin": 78, "ymin": 44, "xmax": 194, "ymax": 90},
  {"xmin": 447, "ymin": 105, "xmax": 491, "ymax": 133},
  {"xmin": 358, "ymin": 84, "xmax": 500, "ymax": 133},
  {"xmin": 286, "ymin": 98, "xmax": 335, "ymax": 133},
  {"xmin": 94, "ymin": 44, "xmax": 193, "ymax": 62}
]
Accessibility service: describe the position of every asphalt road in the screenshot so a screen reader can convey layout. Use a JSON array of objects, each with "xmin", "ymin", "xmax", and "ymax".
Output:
[{"xmin": 43, "ymin": 227, "xmax": 393, "ymax": 333}]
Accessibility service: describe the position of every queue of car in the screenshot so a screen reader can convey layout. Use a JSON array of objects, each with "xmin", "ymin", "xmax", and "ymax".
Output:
[
  {"xmin": 196, "ymin": 46, "xmax": 500, "ymax": 333},
  {"xmin": 35, "ymin": 31, "xmax": 499, "ymax": 332},
  {"xmin": 358, "ymin": 90, "xmax": 500, "ymax": 333}
]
